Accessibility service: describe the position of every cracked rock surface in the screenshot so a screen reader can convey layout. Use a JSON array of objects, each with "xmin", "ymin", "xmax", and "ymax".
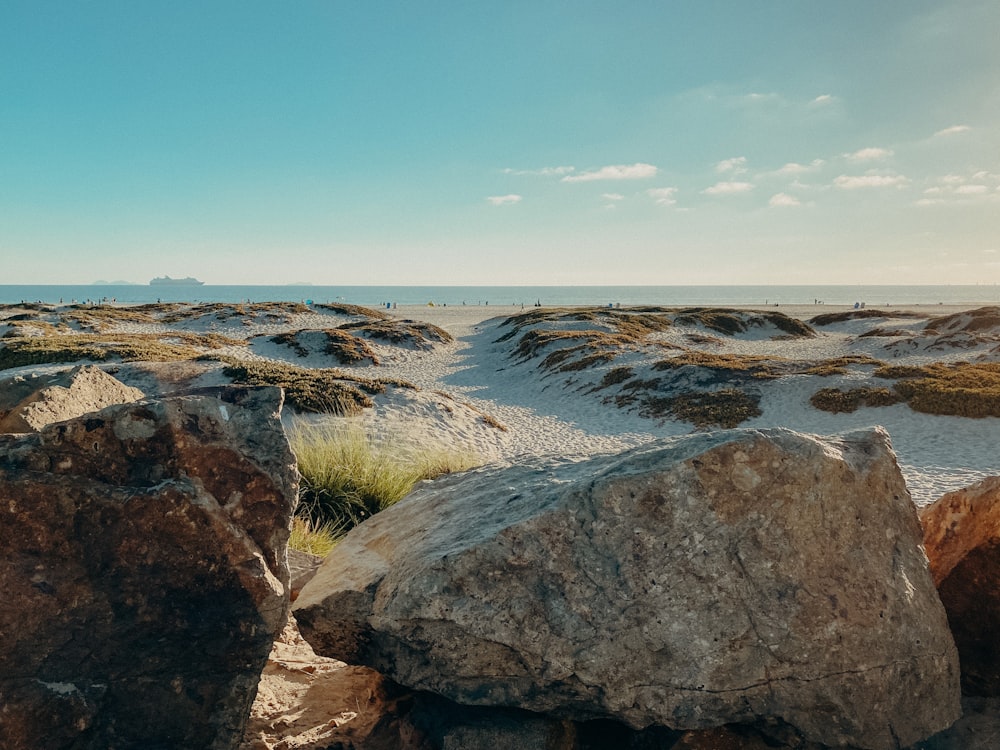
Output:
[
  {"xmin": 294, "ymin": 427, "xmax": 960, "ymax": 750},
  {"xmin": 0, "ymin": 386, "xmax": 297, "ymax": 750}
]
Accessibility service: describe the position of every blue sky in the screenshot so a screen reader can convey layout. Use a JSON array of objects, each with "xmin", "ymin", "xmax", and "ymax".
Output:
[{"xmin": 2, "ymin": 1, "xmax": 998, "ymax": 285}]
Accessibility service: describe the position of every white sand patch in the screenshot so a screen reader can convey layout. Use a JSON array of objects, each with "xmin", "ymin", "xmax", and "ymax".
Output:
[{"xmin": 5, "ymin": 301, "xmax": 996, "ymax": 506}]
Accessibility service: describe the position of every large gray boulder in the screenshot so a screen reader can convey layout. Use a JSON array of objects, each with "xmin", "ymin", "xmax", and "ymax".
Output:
[
  {"xmin": 0, "ymin": 386, "xmax": 297, "ymax": 750},
  {"xmin": 294, "ymin": 428, "xmax": 960, "ymax": 750}
]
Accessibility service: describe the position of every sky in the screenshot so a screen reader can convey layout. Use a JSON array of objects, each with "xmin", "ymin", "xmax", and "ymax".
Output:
[{"xmin": 2, "ymin": 1, "xmax": 999, "ymax": 286}]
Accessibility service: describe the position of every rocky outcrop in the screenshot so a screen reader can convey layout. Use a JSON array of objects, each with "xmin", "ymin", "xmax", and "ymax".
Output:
[
  {"xmin": 921, "ymin": 476, "xmax": 1000, "ymax": 695},
  {"xmin": 288, "ymin": 547, "xmax": 323, "ymax": 601},
  {"xmin": 0, "ymin": 364, "xmax": 144, "ymax": 433},
  {"xmin": 294, "ymin": 427, "xmax": 960, "ymax": 750},
  {"xmin": 0, "ymin": 386, "xmax": 297, "ymax": 750}
]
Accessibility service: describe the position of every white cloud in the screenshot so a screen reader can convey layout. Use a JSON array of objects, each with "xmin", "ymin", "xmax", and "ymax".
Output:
[
  {"xmin": 743, "ymin": 92, "xmax": 781, "ymax": 104},
  {"xmin": 956, "ymin": 184, "xmax": 989, "ymax": 195},
  {"xmin": 834, "ymin": 174, "xmax": 908, "ymax": 189},
  {"xmin": 562, "ymin": 163, "xmax": 658, "ymax": 183},
  {"xmin": 845, "ymin": 147, "xmax": 894, "ymax": 162},
  {"xmin": 702, "ymin": 181, "xmax": 754, "ymax": 195},
  {"xmin": 916, "ymin": 198, "xmax": 945, "ymax": 207},
  {"xmin": 776, "ymin": 159, "xmax": 826, "ymax": 175},
  {"xmin": 811, "ymin": 94, "xmax": 834, "ymax": 105},
  {"xmin": 934, "ymin": 125, "xmax": 971, "ymax": 137},
  {"xmin": 769, "ymin": 193, "xmax": 801, "ymax": 207},
  {"xmin": 602, "ymin": 193, "xmax": 625, "ymax": 201},
  {"xmin": 716, "ymin": 156, "xmax": 747, "ymax": 174},
  {"xmin": 647, "ymin": 187, "xmax": 678, "ymax": 206},
  {"xmin": 940, "ymin": 174, "xmax": 965, "ymax": 184},
  {"xmin": 486, "ymin": 194, "xmax": 522, "ymax": 206},
  {"xmin": 503, "ymin": 166, "xmax": 575, "ymax": 177}
]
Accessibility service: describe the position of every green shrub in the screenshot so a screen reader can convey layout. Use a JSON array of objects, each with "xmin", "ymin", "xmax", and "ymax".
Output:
[
  {"xmin": 810, "ymin": 387, "xmax": 901, "ymax": 413},
  {"xmin": 653, "ymin": 351, "xmax": 783, "ymax": 379},
  {"xmin": 220, "ymin": 359, "xmax": 378, "ymax": 415},
  {"xmin": 291, "ymin": 425, "xmax": 481, "ymax": 537},
  {"xmin": 288, "ymin": 516, "xmax": 339, "ymax": 557},
  {"xmin": 871, "ymin": 362, "xmax": 1000, "ymax": 417},
  {"xmin": 640, "ymin": 388, "xmax": 762, "ymax": 428}
]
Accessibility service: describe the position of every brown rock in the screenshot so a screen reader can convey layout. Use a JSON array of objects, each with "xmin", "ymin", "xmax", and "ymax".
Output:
[
  {"xmin": 0, "ymin": 364, "xmax": 144, "ymax": 433},
  {"xmin": 0, "ymin": 386, "xmax": 297, "ymax": 750},
  {"xmin": 920, "ymin": 476, "xmax": 1000, "ymax": 695},
  {"xmin": 294, "ymin": 428, "xmax": 960, "ymax": 750}
]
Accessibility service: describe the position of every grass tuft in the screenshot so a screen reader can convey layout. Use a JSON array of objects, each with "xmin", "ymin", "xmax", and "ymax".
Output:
[
  {"xmin": 0, "ymin": 332, "xmax": 239, "ymax": 370},
  {"xmin": 338, "ymin": 319, "xmax": 453, "ymax": 349},
  {"xmin": 639, "ymin": 388, "xmax": 762, "ymax": 428},
  {"xmin": 810, "ymin": 387, "xmax": 902, "ymax": 413},
  {"xmin": 291, "ymin": 424, "xmax": 481, "ymax": 537},
  {"xmin": 219, "ymin": 358, "xmax": 400, "ymax": 415},
  {"xmin": 874, "ymin": 362, "xmax": 1000, "ymax": 418},
  {"xmin": 287, "ymin": 516, "xmax": 340, "ymax": 557}
]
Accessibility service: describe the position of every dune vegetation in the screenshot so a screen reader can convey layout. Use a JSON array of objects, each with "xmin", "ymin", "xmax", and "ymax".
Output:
[
  {"xmin": 290, "ymin": 424, "xmax": 481, "ymax": 543},
  {"xmin": 219, "ymin": 358, "xmax": 415, "ymax": 415}
]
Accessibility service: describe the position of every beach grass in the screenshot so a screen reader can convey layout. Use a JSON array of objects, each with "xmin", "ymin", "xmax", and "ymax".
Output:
[
  {"xmin": 219, "ymin": 358, "xmax": 415, "ymax": 415},
  {"xmin": 338, "ymin": 319, "xmax": 453, "ymax": 348},
  {"xmin": 0, "ymin": 332, "xmax": 241, "ymax": 370},
  {"xmin": 639, "ymin": 388, "xmax": 762, "ymax": 428},
  {"xmin": 673, "ymin": 308, "xmax": 814, "ymax": 337},
  {"xmin": 877, "ymin": 362, "xmax": 1000, "ymax": 417},
  {"xmin": 288, "ymin": 516, "xmax": 340, "ymax": 557},
  {"xmin": 291, "ymin": 424, "xmax": 481, "ymax": 537},
  {"xmin": 270, "ymin": 329, "xmax": 382, "ymax": 365},
  {"xmin": 810, "ymin": 386, "xmax": 902, "ymax": 413}
]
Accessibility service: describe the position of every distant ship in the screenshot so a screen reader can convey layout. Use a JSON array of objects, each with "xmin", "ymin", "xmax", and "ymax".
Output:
[{"xmin": 149, "ymin": 276, "xmax": 205, "ymax": 286}]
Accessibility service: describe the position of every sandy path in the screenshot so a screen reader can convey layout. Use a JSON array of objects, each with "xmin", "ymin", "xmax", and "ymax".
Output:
[{"xmin": 374, "ymin": 303, "xmax": 1000, "ymax": 505}]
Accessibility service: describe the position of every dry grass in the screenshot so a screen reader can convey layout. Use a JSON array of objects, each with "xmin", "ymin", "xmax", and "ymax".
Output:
[
  {"xmin": 872, "ymin": 362, "xmax": 1000, "ymax": 418},
  {"xmin": 0, "ymin": 303, "xmax": 56, "ymax": 313},
  {"xmin": 674, "ymin": 308, "xmax": 814, "ymax": 337},
  {"xmin": 810, "ymin": 387, "xmax": 902, "ymax": 413},
  {"xmin": 0, "ymin": 331, "xmax": 242, "ymax": 371},
  {"xmin": 161, "ymin": 301, "xmax": 310, "ymax": 324},
  {"xmin": 338, "ymin": 319, "xmax": 453, "ymax": 349},
  {"xmin": 288, "ymin": 516, "xmax": 339, "ymax": 557},
  {"xmin": 64, "ymin": 304, "xmax": 179, "ymax": 331},
  {"xmin": 219, "ymin": 358, "xmax": 415, "ymax": 415},
  {"xmin": 2, "ymin": 319, "xmax": 73, "ymax": 337},
  {"xmin": 653, "ymin": 351, "xmax": 784, "ymax": 379},
  {"xmin": 314, "ymin": 302, "xmax": 391, "ymax": 320},
  {"xmin": 640, "ymin": 388, "xmax": 762, "ymax": 428},
  {"xmin": 858, "ymin": 327, "xmax": 909, "ymax": 338},
  {"xmin": 926, "ymin": 306, "xmax": 1000, "ymax": 334},
  {"xmin": 796, "ymin": 355, "xmax": 884, "ymax": 376},
  {"xmin": 513, "ymin": 329, "xmax": 634, "ymax": 362},
  {"xmin": 497, "ymin": 307, "xmax": 672, "ymax": 342},
  {"xmin": 594, "ymin": 366, "xmax": 635, "ymax": 390},
  {"xmin": 323, "ymin": 330, "xmax": 380, "ymax": 364},
  {"xmin": 270, "ymin": 329, "xmax": 381, "ymax": 365},
  {"xmin": 291, "ymin": 424, "xmax": 481, "ymax": 537},
  {"xmin": 808, "ymin": 309, "xmax": 926, "ymax": 326}
]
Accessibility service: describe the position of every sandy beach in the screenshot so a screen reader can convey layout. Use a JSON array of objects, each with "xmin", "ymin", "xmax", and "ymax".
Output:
[
  {"xmin": 368, "ymin": 302, "xmax": 998, "ymax": 505},
  {"xmin": 2, "ymin": 300, "xmax": 997, "ymax": 505}
]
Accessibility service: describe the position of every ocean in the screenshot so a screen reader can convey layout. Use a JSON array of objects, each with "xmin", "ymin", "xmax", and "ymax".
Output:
[{"xmin": 2, "ymin": 284, "xmax": 1000, "ymax": 308}]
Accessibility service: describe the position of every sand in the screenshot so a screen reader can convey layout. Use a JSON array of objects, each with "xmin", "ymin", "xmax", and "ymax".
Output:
[
  {"xmin": 2, "ymin": 300, "xmax": 994, "ymax": 503},
  {"xmin": 368, "ymin": 303, "xmax": 998, "ymax": 505}
]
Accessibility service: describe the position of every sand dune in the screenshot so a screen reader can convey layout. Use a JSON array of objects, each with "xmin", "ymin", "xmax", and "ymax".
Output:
[{"xmin": 2, "ymin": 301, "xmax": 997, "ymax": 504}]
